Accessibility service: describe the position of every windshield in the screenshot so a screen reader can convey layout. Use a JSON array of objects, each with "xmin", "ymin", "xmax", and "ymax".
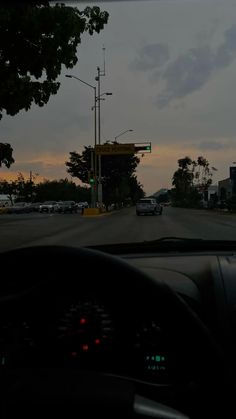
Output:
[{"xmin": 0, "ymin": 0, "xmax": 236, "ymax": 251}]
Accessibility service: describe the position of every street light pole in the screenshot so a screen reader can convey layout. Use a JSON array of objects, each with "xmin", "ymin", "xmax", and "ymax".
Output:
[
  {"xmin": 94, "ymin": 87, "xmax": 97, "ymax": 206},
  {"xmin": 65, "ymin": 74, "xmax": 97, "ymax": 208},
  {"xmin": 96, "ymin": 67, "xmax": 103, "ymax": 206},
  {"xmin": 95, "ymin": 67, "xmax": 112, "ymax": 206},
  {"xmin": 97, "ymin": 68, "xmax": 101, "ymax": 146}
]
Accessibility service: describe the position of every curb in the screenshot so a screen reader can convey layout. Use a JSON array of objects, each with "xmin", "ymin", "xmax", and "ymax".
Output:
[
  {"xmin": 83, "ymin": 208, "xmax": 125, "ymax": 218},
  {"xmin": 83, "ymin": 211, "xmax": 112, "ymax": 218}
]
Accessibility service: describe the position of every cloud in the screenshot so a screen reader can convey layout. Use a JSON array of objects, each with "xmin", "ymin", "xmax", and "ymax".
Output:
[
  {"xmin": 130, "ymin": 43, "xmax": 169, "ymax": 71},
  {"xmin": 214, "ymin": 24, "xmax": 236, "ymax": 68},
  {"xmin": 195, "ymin": 18, "xmax": 220, "ymax": 46},
  {"xmin": 189, "ymin": 138, "xmax": 236, "ymax": 151},
  {"xmin": 191, "ymin": 141, "xmax": 226, "ymax": 151},
  {"xmin": 155, "ymin": 23, "xmax": 236, "ymax": 108},
  {"xmin": 156, "ymin": 46, "xmax": 215, "ymax": 107}
]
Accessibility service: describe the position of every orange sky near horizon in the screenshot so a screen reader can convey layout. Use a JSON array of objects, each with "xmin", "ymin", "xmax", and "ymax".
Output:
[{"xmin": 0, "ymin": 144, "xmax": 232, "ymax": 195}]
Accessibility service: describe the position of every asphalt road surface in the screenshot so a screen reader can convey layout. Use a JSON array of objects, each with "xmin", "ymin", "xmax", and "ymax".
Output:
[{"xmin": 1, "ymin": 206, "xmax": 236, "ymax": 252}]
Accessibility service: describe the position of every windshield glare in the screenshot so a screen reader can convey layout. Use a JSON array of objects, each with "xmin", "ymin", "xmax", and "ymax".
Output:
[{"xmin": 0, "ymin": 0, "xmax": 236, "ymax": 251}]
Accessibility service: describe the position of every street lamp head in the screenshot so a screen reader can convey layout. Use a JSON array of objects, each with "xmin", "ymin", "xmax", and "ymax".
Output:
[
  {"xmin": 114, "ymin": 129, "xmax": 134, "ymax": 141},
  {"xmin": 65, "ymin": 75, "xmax": 72, "ymax": 78},
  {"xmin": 105, "ymin": 92, "xmax": 112, "ymax": 96}
]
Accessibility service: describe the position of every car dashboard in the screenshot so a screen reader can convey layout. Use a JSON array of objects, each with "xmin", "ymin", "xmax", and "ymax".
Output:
[{"xmin": 1, "ymin": 246, "xmax": 236, "ymax": 418}]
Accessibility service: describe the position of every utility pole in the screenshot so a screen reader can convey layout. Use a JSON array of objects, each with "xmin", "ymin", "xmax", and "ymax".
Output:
[
  {"xmin": 29, "ymin": 170, "xmax": 33, "ymax": 202},
  {"xmin": 97, "ymin": 67, "xmax": 102, "ymax": 205},
  {"xmin": 65, "ymin": 74, "xmax": 97, "ymax": 208},
  {"xmin": 96, "ymin": 47, "xmax": 106, "ymax": 206},
  {"xmin": 90, "ymin": 149, "xmax": 95, "ymax": 208},
  {"xmin": 94, "ymin": 87, "xmax": 97, "ymax": 207}
]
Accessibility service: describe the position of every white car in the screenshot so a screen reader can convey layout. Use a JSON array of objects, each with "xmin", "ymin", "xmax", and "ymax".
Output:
[
  {"xmin": 39, "ymin": 201, "xmax": 59, "ymax": 213},
  {"xmin": 136, "ymin": 198, "xmax": 163, "ymax": 216}
]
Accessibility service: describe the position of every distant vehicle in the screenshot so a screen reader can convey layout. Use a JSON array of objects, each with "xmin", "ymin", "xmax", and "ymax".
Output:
[
  {"xmin": 58, "ymin": 201, "xmax": 77, "ymax": 214},
  {"xmin": 8, "ymin": 202, "xmax": 32, "ymax": 214},
  {"xmin": 217, "ymin": 200, "xmax": 228, "ymax": 209},
  {"xmin": 39, "ymin": 201, "xmax": 59, "ymax": 213},
  {"xmin": 77, "ymin": 202, "xmax": 89, "ymax": 210},
  {"xmin": 31, "ymin": 202, "xmax": 43, "ymax": 211},
  {"xmin": 108, "ymin": 203, "xmax": 115, "ymax": 211},
  {"xmin": 136, "ymin": 198, "xmax": 163, "ymax": 216}
]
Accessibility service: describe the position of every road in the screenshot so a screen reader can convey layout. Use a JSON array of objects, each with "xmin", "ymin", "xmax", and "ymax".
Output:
[{"xmin": 1, "ymin": 206, "xmax": 236, "ymax": 252}]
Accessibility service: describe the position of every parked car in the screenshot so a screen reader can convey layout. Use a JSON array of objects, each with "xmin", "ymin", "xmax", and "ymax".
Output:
[
  {"xmin": 136, "ymin": 198, "xmax": 163, "ymax": 216},
  {"xmin": 58, "ymin": 201, "xmax": 77, "ymax": 214},
  {"xmin": 39, "ymin": 201, "xmax": 59, "ymax": 213},
  {"xmin": 216, "ymin": 200, "xmax": 228, "ymax": 210},
  {"xmin": 8, "ymin": 202, "xmax": 32, "ymax": 214},
  {"xmin": 31, "ymin": 202, "xmax": 43, "ymax": 212}
]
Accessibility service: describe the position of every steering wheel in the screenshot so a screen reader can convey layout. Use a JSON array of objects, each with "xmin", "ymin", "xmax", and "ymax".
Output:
[{"xmin": 0, "ymin": 246, "xmax": 233, "ymax": 419}]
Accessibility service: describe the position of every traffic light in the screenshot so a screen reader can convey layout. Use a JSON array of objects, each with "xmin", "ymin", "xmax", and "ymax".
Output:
[
  {"xmin": 88, "ymin": 170, "xmax": 95, "ymax": 184},
  {"xmin": 134, "ymin": 143, "xmax": 152, "ymax": 153}
]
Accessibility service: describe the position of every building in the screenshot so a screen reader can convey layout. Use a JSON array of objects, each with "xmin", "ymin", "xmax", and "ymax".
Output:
[
  {"xmin": 206, "ymin": 185, "xmax": 218, "ymax": 201},
  {"xmin": 218, "ymin": 178, "xmax": 232, "ymax": 200}
]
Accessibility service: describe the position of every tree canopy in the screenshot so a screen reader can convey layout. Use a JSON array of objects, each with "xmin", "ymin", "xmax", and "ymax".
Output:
[
  {"xmin": 172, "ymin": 155, "xmax": 214, "ymax": 207},
  {"xmin": 0, "ymin": 175, "xmax": 90, "ymax": 203},
  {"xmin": 0, "ymin": 2, "xmax": 109, "ymax": 119},
  {"xmin": 0, "ymin": 143, "xmax": 15, "ymax": 168},
  {"xmin": 66, "ymin": 145, "xmax": 144, "ymax": 207},
  {"xmin": 35, "ymin": 178, "xmax": 90, "ymax": 202},
  {"xmin": 0, "ymin": 1, "xmax": 108, "ymax": 168}
]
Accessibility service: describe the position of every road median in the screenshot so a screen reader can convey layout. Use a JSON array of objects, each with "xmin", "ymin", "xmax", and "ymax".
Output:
[{"xmin": 83, "ymin": 208, "xmax": 111, "ymax": 217}]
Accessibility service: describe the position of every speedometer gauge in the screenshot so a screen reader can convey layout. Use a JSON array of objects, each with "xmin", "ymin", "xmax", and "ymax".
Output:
[{"xmin": 57, "ymin": 300, "xmax": 114, "ymax": 360}]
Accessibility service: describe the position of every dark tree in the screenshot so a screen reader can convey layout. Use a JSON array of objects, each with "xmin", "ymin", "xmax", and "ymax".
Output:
[
  {"xmin": 66, "ymin": 145, "xmax": 144, "ymax": 207},
  {"xmin": 0, "ymin": 2, "xmax": 108, "ymax": 165},
  {"xmin": 35, "ymin": 178, "xmax": 90, "ymax": 202},
  {"xmin": 172, "ymin": 155, "xmax": 213, "ymax": 207},
  {"xmin": 172, "ymin": 156, "xmax": 194, "ymax": 199},
  {"xmin": 0, "ymin": 2, "xmax": 108, "ymax": 119},
  {"xmin": 0, "ymin": 143, "xmax": 15, "ymax": 168}
]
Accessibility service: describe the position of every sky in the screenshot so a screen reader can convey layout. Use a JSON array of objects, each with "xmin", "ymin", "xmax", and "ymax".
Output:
[{"xmin": 1, "ymin": 0, "xmax": 236, "ymax": 195}]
